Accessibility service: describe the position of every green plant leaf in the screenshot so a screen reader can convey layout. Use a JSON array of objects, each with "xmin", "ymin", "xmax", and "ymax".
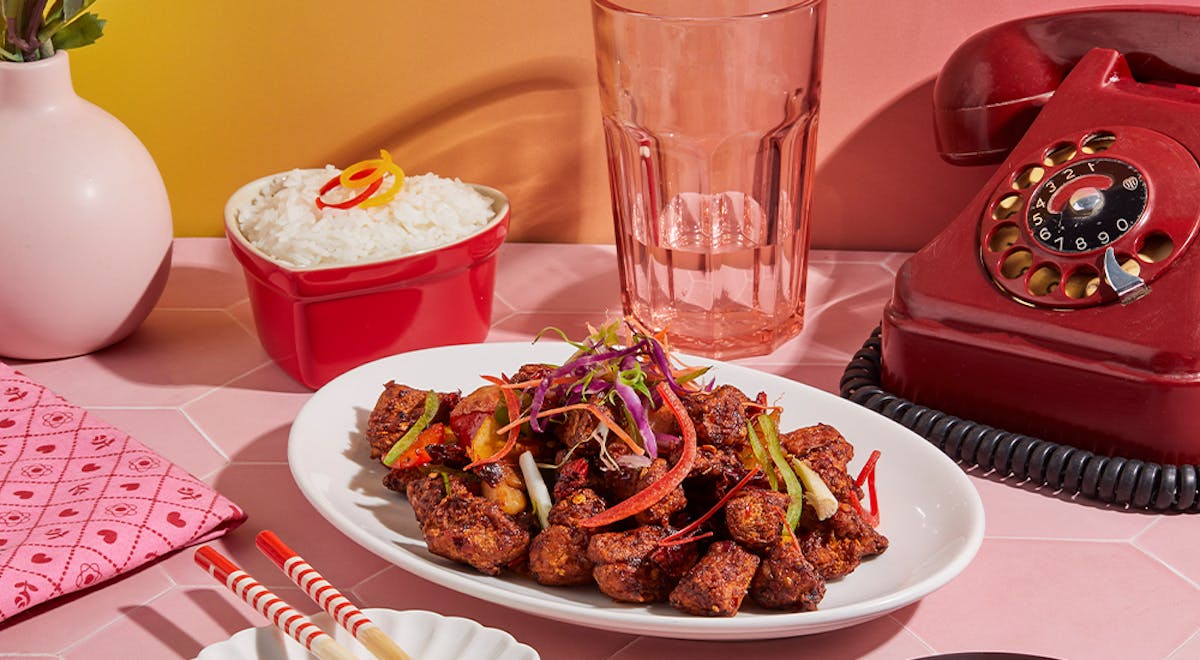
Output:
[
  {"xmin": 49, "ymin": 9, "xmax": 100, "ymax": 50},
  {"xmin": 0, "ymin": 44, "xmax": 20, "ymax": 61},
  {"xmin": 62, "ymin": 0, "xmax": 82, "ymax": 19},
  {"xmin": 43, "ymin": 0, "xmax": 63, "ymax": 22}
]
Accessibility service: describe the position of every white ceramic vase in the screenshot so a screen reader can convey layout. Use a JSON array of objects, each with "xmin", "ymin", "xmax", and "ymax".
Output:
[{"xmin": 0, "ymin": 51, "xmax": 172, "ymax": 360}]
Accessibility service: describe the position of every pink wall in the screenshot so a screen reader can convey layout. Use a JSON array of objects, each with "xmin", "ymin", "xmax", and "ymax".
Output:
[
  {"xmin": 815, "ymin": 0, "xmax": 1175, "ymax": 250},
  {"xmin": 72, "ymin": 0, "xmax": 1187, "ymax": 251}
]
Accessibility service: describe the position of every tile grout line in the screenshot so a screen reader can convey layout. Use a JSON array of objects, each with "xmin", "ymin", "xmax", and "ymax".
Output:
[
  {"xmin": 56, "ymin": 577, "xmax": 178, "ymax": 659},
  {"xmin": 887, "ymin": 611, "xmax": 938, "ymax": 655},
  {"xmin": 219, "ymin": 306, "xmax": 259, "ymax": 342},
  {"xmin": 177, "ymin": 359, "xmax": 276, "ymax": 410},
  {"xmin": 1129, "ymin": 537, "xmax": 1200, "ymax": 590},
  {"xmin": 178, "ymin": 406, "xmax": 234, "ymax": 472},
  {"xmin": 604, "ymin": 636, "xmax": 645, "ymax": 659},
  {"xmin": 1165, "ymin": 627, "xmax": 1199, "ymax": 660}
]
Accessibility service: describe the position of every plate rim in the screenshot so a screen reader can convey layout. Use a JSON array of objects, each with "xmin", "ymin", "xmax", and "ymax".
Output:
[
  {"xmin": 287, "ymin": 341, "xmax": 986, "ymax": 640},
  {"xmin": 195, "ymin": 607, "xmax": 540, "ymax": 659}
]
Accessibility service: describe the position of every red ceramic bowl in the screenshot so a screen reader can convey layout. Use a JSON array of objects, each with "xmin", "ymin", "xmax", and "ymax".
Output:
[{"xmin": 224, "ymin": 173, "xmax": 510, "ymax": 389}]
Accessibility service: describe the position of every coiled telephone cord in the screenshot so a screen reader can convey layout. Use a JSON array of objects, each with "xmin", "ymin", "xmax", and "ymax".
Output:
[{"xmin": 840, "ymin": 326, "xmax": 1199, "ymax": 512}]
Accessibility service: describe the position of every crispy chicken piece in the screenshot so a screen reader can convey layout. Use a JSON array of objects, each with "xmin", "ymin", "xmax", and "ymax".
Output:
[
  {"xmin": 366, "ymin": 382, "xmax": 459, "ymax": 461},
  {"xmin": 548, "ymin": 488, "xmax": 607, "ymax": 527},
  {"xmin": 648, "ymin": 536, "xmax": 700, "ymax": 581},
  {"xmin": 511, "ymin": 363, "xmax": 556, "ymax": 383},
  {"xmin": 751, "ymin": 540, "xmax": 825, "ymax": 611},
  {"xmin": 668, "ymin": 540, "xmax": 760, "ymax": 617},
  {"xmin": 529, "ymin": 489, "xmax": 609, "ymax": 586},
  {"xmin": 799, "ymin": 501, "xmax": 889, "ymax": 579},
  {"xmin": 633, "ymin": 458, "xmax": 687, "ymax": 526},
  {"xmin": 681, "ymin": 385, "xmax": 754, "ymax": 450},
  {"xmin": 587, "ymin": 525, "xmax": 674, "ymax": 603},
  {"xmin": 551, "ymin": 457, "xmax": 594, "ymax": 501},
  {"xmin": 529, "ymin": 525, "xmax": 594, "ymax": 586},
  {"xmin": 724, "ymin": 487, "xmax": 789, "ymax": 552},
  {"xmin": 403, "ymin": 471, "xmax": 474, "ymax": 525},
  {"xmin": 781, "ymin": 423, "xmax": 855, "ymax": 470},
  {"xmin": 420, "ymin": 493, "xmax": 530, "ymax": 576}
]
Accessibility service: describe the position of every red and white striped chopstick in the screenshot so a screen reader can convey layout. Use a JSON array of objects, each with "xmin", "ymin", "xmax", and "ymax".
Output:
[
  {"xmin": 256, "ymin": 530, "xmax": 412, "ymax": 660},
  {"xmin": 194, "ymin": 546, "xmax": 358, "ymax": 660}
]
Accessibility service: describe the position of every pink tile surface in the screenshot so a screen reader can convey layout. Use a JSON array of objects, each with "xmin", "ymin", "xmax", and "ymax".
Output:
[
  {"xmin": 156, "ymin": 238, "xmax": 248, "ymax": 309},
  {"xmin": 901, "ymin": 539, "xmax": 1200, "ymax": 660},
  {"xmin": 611, "ymin": 614, "xmax": 933, "ymax": 660},
  {"xmin": 14, "ymin": 308, "xmax": 269, "ymax": 408},
  {"xmin": 184, "ymin": 364, "xmax": 311, "ymax": 462},
  {"xmin": 965, "ymin": 470, "xmax": 1160, "ymax": 541},
  {"xmin": 1136, "ymin": 515, "xmax": 1200, "ymax": 587},
  {"xmin": 4, "ymin": 239, "xmax": 1198, "ymax": 660},
  {"xmin": 88, "ymin": 407, "xmax": 230, "ymax": 479}
]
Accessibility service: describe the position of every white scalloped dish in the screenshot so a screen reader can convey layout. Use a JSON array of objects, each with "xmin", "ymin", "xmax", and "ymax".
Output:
[
  {"xmin": 288, "ymin": 341, "xmax": 986, "ymax": 640},
  {"xmin": 194, "ymin": 607, "xmax": 538, "ymax": 659}
]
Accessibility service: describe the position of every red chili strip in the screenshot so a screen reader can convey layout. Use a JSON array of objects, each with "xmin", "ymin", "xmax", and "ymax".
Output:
[
  {"xmin": 848, "ymin": 476, "xmax": 881, "ymax": 528},
  {"xmin": 866, "ymin": 460, "xmax": 879, "ymax": 525},
  {"xmin": 657, "ymin": 530, "xmax": 713, "ymax": 548},
  {"xmin": 854, "ymin": 449, "xmax": 882, "ymax": 488},
  {"xmin": 659, "ymin": 466, "xmax": 762, "ymax": 546},
  {"xmin": 850, "ymin": 449, "xmax": 881, "ymax": 527},
  {"xmin": 579, "ymin": 382, "xmax": 698, "ymax": 528},
  {"xmin": 316, "ymin": 168, "xmax": 382, "ymax": 210}
]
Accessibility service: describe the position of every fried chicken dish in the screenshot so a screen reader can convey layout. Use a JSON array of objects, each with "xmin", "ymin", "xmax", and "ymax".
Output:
[{"xmin": 365, "ymin": 322, "xmax": 887, "ymax": 617}]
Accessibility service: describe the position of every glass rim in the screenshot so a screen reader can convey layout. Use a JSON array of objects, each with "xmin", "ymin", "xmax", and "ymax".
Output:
[{"xmin": 591, "ymin": 0, "xmax": 823, "ymax": 20}]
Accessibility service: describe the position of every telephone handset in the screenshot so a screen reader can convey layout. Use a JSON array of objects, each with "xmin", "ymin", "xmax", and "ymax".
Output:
[{"xmin": 859, "ymin": 7, "xmax": 1200, "ymax": 508}]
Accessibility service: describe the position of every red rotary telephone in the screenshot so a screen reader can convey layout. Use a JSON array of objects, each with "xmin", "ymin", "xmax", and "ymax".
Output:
[{"xmin": 878, "ymin": 6, "xmax": 1200, "ymax": 473}]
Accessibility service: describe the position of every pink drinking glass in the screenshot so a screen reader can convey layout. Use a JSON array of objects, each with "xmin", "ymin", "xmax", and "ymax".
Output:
[{"xmin": 591, "ymin": 0, "xmax": 826, "ymax": 359}]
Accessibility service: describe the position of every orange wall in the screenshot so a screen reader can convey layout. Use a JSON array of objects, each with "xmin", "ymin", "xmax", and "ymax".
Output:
[{"xmin": 69, "ymin": 0, "xmax": 1164, "ymax": 250}]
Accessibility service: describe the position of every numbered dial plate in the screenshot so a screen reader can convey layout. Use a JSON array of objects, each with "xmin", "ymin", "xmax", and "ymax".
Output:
[
  {"xmin": 978, "ymin": 126, "xmax": 1200, "ymax": 309},
  {"xmin": 1027, "ymin": 158, "xmax": 1147, "ymax": 254}
]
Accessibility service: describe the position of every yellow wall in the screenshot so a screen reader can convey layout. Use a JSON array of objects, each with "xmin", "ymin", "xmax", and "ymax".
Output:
[
  {"xmin": 69, "ymin": 0, "xmax": 609, "ymax": 243},
  {"xmin": 66, "ymin": 0, "xmax": 1166, "ymax": 250}
]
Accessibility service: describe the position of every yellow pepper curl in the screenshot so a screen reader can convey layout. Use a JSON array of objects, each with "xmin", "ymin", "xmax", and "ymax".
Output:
[{"xmin": 315, "ymin": 149, "xmax": 406, "ymax": 210}]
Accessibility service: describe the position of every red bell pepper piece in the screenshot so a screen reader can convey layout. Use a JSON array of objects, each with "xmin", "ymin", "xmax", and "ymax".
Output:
[{"xmin": 390, "ymin": 423, "xmax": 450, "ymax": 470}]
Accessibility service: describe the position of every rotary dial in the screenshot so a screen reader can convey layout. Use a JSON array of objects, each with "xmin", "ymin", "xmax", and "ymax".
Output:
[
  {"xmin": 1027, "ymin": 158, "xmax": 1147, "ymax": 254},
  {"xmin": 978, "ymin": 127, "xmax": 1200, "ymax": 309}
]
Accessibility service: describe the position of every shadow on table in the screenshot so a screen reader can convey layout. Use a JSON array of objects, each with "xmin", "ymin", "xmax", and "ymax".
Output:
[{"xmin": 118, "ymin": 596, "xmax": 236, "ymax": 660}]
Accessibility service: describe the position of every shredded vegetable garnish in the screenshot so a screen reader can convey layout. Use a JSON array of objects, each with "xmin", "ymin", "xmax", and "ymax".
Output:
[
  {"xmin": 496, "ymin": 402, "xmax": 642, "ymax": 455},
  {"xmin": 383, "ymin": 390, "xmax": 439, "ymax": 466},
  {"xmin": 579, "ymin": 382, "xmax": 698, "ymax": 528},
  {"xmin": 315, "ymin": 149, "xmax": 406, "ymax": 210},
  {"xmin": 757, "ymin": 414, "xmax": 804, "ymax": 539},
  {"xmin": 516, "ymin": 319, "xmax": 708, "ymax": 462}
]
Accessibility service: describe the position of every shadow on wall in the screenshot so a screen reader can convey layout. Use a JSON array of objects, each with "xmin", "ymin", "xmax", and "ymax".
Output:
[
  {"xmin": 811, "ymin": 79, "xmax": 999, "ymax": 252},
  {"xmin": 320, "ymin": 58, "xmax": 605, "ymax": 245}
]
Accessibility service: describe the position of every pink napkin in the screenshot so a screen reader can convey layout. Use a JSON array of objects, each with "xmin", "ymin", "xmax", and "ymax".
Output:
[{"xmin": 0, "ymin": 362, "xmax": 247, "ymax": 621}]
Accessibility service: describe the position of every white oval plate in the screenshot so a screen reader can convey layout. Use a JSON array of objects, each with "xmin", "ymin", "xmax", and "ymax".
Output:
[
  {"xmin": 194, "ymin": 607, "xmax": 538, "ymax": 659},
  {"xmin": 288, "ymin": 342, "xmax": 985, "ymax": 640}
]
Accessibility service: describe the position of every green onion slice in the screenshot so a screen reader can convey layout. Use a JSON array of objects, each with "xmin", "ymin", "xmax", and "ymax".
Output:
[
  {"xmin": 758, "ymin": 414, "xmax": 804, "ymax": 537},
  {"xmin": 746, "ymin": 420, "xmax": 778, "ymax": 491},
  {"xmin": 382, "ymin": 390, "xmax": 439, "ymax": 466},
  {"xmin": 519, "ymin": 450, "xmax": 553, "ymax": 529}
]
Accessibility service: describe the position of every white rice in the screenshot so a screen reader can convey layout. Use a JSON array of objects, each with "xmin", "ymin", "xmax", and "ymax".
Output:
[{"xmin": 237, "ymin": 167, "xmax": 497, "ymax": 268}]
